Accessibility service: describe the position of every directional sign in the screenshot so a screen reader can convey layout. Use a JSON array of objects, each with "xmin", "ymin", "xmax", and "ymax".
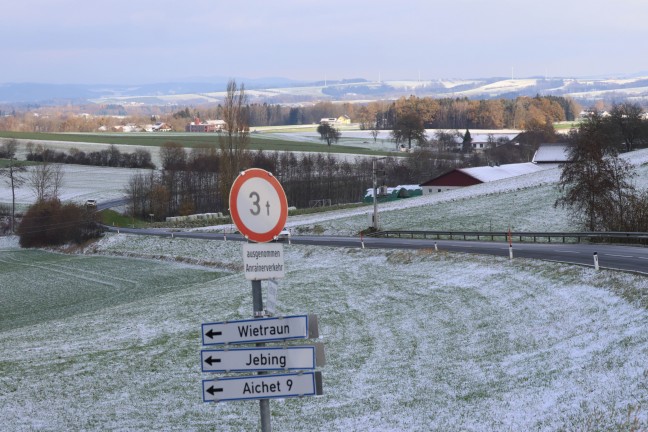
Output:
[
  {"xmin": 243, "ymin": 243, "xmax": 285, "ymax": 280},
  {"xmin": 202, "ymin": 371, "xmax": 323, "ymax": 403},
  {"xmin": 229, "ymin": 168, "xmax": 288, "ymax": 243},
  {"xmin": 201, "ymin": 345, "xmax": 324, "ymax": 373},
  {"xmin": 201, "ymin": 315, "xmax": 318, "ymax": 346}
]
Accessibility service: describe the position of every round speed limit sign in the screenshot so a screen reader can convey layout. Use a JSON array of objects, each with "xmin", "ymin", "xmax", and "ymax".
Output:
[{"xmin": 229, "ymin": 168, "xmax": 288, "ymax": 243}]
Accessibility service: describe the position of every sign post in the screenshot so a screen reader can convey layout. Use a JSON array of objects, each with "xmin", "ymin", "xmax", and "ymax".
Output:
[
  {"xmin": 201, "ymin": 169, "xmax": 322, "ymax": 432},
  {"xmin": 231, "ymin": 168, "xmax": 290, "ymax": 432},
  {"xmin": 251, "ymin": 279, "xmax": 271, "ymax": 431}
]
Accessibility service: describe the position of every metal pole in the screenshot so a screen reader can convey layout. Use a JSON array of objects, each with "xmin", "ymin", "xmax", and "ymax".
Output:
[
  {"xmin": 372, "ymin": 159, "xmax": 378, "ymax": 230},
  {"xmin": 252, "ymin": 280, "xmax": 272, "ymax": 432}
]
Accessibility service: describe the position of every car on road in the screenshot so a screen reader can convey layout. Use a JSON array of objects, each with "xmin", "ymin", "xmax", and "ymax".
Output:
[
  {"xmin": 275, "ymin": 228, "xmax": 291, "ymax": 242},
  {"xmin": 85, "ymin": 199, "xmax": 97, "ymax": 209}
]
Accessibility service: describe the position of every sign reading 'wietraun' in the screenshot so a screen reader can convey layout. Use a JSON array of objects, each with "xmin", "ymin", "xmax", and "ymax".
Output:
[{"xmin": 201, "ymin": 314, "xmax": 318, "ymax": 346}]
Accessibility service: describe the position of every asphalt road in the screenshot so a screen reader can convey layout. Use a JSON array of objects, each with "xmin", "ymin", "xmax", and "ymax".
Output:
[
  {"xmin": 97, "ymin": 198, "xmax": 129, "ymax": 211},
  {"xmin": 104, "ymin": 226, "xmax": 648, "ymax": 275}
]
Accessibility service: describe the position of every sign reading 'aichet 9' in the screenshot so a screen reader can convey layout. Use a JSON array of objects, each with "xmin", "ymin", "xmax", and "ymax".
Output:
[{"xmin": 229, "ymin": 168, "xmax": 288, "ymax": 243}]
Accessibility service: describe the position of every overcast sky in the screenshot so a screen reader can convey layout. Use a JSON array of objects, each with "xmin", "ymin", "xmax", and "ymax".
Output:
[{"xmin": 2, "ymin": 0, "xmax": 647, "ymax": 86}]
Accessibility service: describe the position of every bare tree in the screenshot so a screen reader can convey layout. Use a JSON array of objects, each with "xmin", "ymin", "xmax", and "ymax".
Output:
[
  {"xmin": 219, "ymin": 79, "xmax": 250, "ymax": 209},
  {"xmin": 370, "ymin": 126, "xmax": 380, "ymax": 143},
  {"xmin": 29, "ymin": 160, "xmax": 65, "ymax": 202},
  {"xmin": 0, "ymin": 139, "xmax": 27, "ymax": 233}
]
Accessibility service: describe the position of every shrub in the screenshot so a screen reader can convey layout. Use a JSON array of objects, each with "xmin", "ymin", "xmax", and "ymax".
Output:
[{"xmin": 17, "ymin": 199, "xmax": 103, "ymax": 248}]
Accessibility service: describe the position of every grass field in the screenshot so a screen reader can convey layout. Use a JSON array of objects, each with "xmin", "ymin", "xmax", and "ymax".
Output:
[
  {"xmin": 1, "ymin": 237, "xmax": 647, "ymax": 431},
  {"xmin": 0, "ymin": 131, "xmax": 392, "ymax": 156},
  {"xmin": 0, "ymin": 159, "xmax": 37, "ymax": 168}
]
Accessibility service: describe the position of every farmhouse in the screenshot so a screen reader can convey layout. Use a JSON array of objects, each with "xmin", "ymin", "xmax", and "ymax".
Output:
[
  {"xmin": 419, "ymin": 162, "xmax": 547, "ymax": 195},
  {"xmin": 320, "ymin": 115, "xmax": 351, "ymax": 125},
  {"xmin": 112, "ymin": 124, "xmax": 142, "ymax": 133},
  {"xmin": 185, "ymin": 118, "xmax": 227, "ymax": 132},
  {"xmin": 440, "ymin": 132, "xmax": 518, "ymax": 153},
  {"xmin": 151, "ymin": 122, "xmax": 172, "ymax": 132}
]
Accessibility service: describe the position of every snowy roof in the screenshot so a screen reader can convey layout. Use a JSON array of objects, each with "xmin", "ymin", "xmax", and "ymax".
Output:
[
  {"xmin": 532, "ymin": 143, "xmax": 571, "ymax": 163},
  {"xmin": 459, "ymin": 162, "xmax": 548, "ymax": 182},
  {"xmin": 470, "ymin": 133, "xmax": 518, "ymax": 142}
]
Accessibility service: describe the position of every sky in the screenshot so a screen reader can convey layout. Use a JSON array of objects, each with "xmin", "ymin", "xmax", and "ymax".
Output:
[{"xmin": 2, "ymin": 0, "xmax": 648, "ymax": 86}]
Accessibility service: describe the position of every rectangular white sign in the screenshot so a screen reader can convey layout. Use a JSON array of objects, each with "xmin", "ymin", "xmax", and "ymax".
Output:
[
  {"xmin": 201, "ymin": 345, "xmax": 322, "ymax": 373},
  {"xmin": 265, "ymin": 280, "xmax": 278, "ymax": 316},
  {"xmin": 243, "ymin": 243, "xmax": 285, "ymax": 280},
  {"xmin": 202, "ymin": 315, "xmax": 318, "ymax": 346},
  {"xmin": 202, "ymin": 371, "xmax": 323, "ymax": 403}
]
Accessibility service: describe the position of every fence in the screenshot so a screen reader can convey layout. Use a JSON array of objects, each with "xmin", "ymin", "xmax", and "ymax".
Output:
[{"xmin": 367, "ymin": 230, "xmax": 648, "ymax": 243}]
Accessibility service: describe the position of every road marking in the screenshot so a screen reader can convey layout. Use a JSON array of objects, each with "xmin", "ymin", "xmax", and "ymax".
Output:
[
  {"xmin": 605, "ymin": 254, "xmax": 634, "ymax": 258},
  {"xmin": 555, "ymin": 250, "xmax": 580, "ymax": 254},
  {"xmin": 636, "ymin": 257, "xmax": 648, "ymax": 260}
]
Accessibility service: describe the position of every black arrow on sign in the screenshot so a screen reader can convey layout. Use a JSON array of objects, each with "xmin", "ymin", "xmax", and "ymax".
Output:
[
  {"xmin": 205, "ymin": 329, "xmax": 222, "ymax": 339},
  {"xmin": 207, "ymin": 386, "xmax": 223, "ymax": 396},
  {"xmin": 204, "ymin": 356, "xmax": 221, "ymax": 366}
]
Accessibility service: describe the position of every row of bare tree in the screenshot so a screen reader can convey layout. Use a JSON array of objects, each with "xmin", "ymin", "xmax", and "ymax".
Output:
[{"xmin": 125, "ymin": 147, "xmax": 462, "ymax": 221}]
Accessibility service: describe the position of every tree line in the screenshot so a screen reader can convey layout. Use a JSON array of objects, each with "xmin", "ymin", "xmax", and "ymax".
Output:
[
  {"xmin": 172, "ymin": 95, "xmax": 582, "ymax": 131},
  {"xmin": 24, "ymin": 143, "xmax": 155, "ymax": 169},
  {"xmin": 125, "ymin": 143, "xmax": 461, "ymax": 221},
  {"xmin": 1, "ymin": 95, "xmax": 581, "ymax": 133}
]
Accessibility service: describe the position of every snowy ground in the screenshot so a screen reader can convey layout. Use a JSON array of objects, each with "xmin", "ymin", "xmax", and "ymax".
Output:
[
  {"xmin": 0, "ymin": 164, "xmax": 149, "ymax": 207},
  {"xmin": 1, "ymin": 147, "xmax": 648, "ymax": 431},
  {"xmin": 1, "ymin": 237, "xmax": 647, "ymax": 431}
]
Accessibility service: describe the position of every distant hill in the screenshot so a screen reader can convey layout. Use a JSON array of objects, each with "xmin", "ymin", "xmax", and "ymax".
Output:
[{"xmin": 1, "ymin": 75, "xmax": 648, "ymax": 106}]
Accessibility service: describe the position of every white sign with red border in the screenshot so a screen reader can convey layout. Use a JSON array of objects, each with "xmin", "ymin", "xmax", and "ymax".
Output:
[{"xmin": 229, "ymin": 168, "xmax": 288, "ymax": 243}]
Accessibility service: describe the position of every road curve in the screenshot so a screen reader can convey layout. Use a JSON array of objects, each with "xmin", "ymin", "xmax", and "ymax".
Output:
[{"xmin": 104, "ymin": 226, "xmax": 648, "ymax": 275}]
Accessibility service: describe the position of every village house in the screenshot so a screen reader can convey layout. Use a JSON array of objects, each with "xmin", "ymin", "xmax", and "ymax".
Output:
[
  {"xmin": 151, "ymin": 122, "xmax": 172, "ymax": 132},
  {"xmin": 185, "ymin": 118, "xmax": 227, "ymax": 132},
  {"xmin": 319, "ymin": 115, "xmax": 351, "ymax": 125}
]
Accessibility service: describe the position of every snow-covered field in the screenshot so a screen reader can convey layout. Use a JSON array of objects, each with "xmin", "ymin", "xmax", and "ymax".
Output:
[
  {"xmin": 1, "ymin": 148, "xmax": 648, "ymax": 431},
  {"xmin": 0, "ymin": 164, "xmax": 149, "ymax": 206},
  {"xmin": 1, "ymin": 236, "xmax": 647, "ymax": 431}
]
